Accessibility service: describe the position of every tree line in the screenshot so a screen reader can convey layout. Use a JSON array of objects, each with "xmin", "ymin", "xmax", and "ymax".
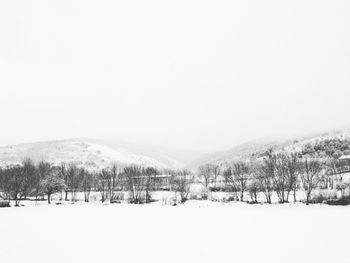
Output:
[
  {"xmin": 198, "ymin": 149, "xmax": 349, "ymax": 205},
  {"xmin": 1, "ymin": 149, "xmax": 348, "ymax": 207},
  {"xmin": 0, "ymin": 159, "xmax": 193, "ymax": 206}
]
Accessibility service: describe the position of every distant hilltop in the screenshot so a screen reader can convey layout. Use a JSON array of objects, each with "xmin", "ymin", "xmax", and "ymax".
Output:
[
  {"xmin": 186, "ymin": 130, "xmax": 350, "ymax": 170},
  {"xmin": 1, "ymin": 129, "xmax": 350, "ymax": 171},
  {"xmin": 0, "ymin": 139, "xmax": 184, "ymax": 170}
]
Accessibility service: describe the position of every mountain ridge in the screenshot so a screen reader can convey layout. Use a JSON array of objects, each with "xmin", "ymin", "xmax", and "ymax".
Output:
[
  {"xmin": 186, "ymin": 129, "xmax": 350, "ymax": 170},
  {"xmin": 0, "ymin": 139, "xmax": 186, "ymax": 170},
  {"xmin": 2, "ymin": 129, "xmax": 350, "ymax": 171}
]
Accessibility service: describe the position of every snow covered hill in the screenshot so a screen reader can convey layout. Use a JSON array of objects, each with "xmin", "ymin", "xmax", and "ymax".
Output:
[
  {"xmin": 187, "ymin": 129, "xmax": 350, "ymax": 170},
  {"xmin": 0, "ymin": 139, "xmax": 185, "ymax": 170},
  {"xmin": 2, "ymin": 129, "xmax": 350, "ymax": 171},
  {"xmin": 186, "ymin": 139, "xmax": 289, "ymax": 170}
]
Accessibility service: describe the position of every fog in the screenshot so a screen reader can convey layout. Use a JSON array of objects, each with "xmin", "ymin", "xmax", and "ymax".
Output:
[{"xmin": 0, "ymin": 0, "xmax": 349, "ymax": 152}]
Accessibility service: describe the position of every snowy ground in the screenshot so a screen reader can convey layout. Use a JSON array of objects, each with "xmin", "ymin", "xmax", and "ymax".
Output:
[{"xmin": 0, "ymin": 200, "xmax": 349, "ymax": 263}]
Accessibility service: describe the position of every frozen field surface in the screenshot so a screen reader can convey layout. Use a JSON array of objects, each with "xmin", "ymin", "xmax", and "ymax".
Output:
[{"xmin": 0, "ymin": 201, "xmax": 349, "ymax": 263}]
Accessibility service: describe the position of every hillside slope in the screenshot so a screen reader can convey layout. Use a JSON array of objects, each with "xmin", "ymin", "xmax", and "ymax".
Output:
[
  {"xmin": 0, "ymin": 139, "xmax": 185, "ymax": 170},
  {"xmin": 187, "ymin": 130, "xmax": 350, "ymax": 170}
]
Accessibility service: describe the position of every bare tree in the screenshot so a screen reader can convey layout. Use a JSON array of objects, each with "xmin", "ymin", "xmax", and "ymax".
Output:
[
  {"xmin": 80, "ymin": 168, "xmax": 94, "ymax": 202},
  {"xmin": 247, "ymin": 176, "xmax": 259, "ymax": 203},
  {"xmin": 105, "ymin": 164, "xmax": 122, "ymax": 202},
  {"xmin": 2, "ymin": 161, "xmax": 36, "ymax": 206},
  {"xmin": 67, "ymin": 164, "xmax": 81, "ymax": 202},
  {"xmin": 144, "ymin": 167, "xmax": 159, "ymax": 203},
  {"xmin": 222, "ymin": 168, "xmax": 238, "ymax": 200},
  {"xmin": 40, "ymin": 170, "xmax": 66, "ymax": 204},
  {"xmin": 4, "ymin": 165, "xmax": 24, "ymax": 206},
  {"xmin": 123, "ymin": 166, "xmax": 146, "ymax": 204},
  {"xmin": 198, "ymin": 164, "xmax": 213, "ymax": 188},
  {"xmin": 34, "ymin": 161, "xmax": 52, "ymax": 200},
  {"xmin": 254, "ymin": 163, "xmax": 273, "ymax": 204},
  {"xmin": 21, "ymin": 158, "xmax": 36, "ymax": 200},
  {"xmin": 98, "ymin": 169, "xmax": 109, "ymax": 202},
  {"xmin": 58, "ymin": 163, "xmax": 69, "ymax": 201},
  {"xmin": 286, "ymin": 154, "xmax": 301, "ymax": 202},
  {"xmin": 170, "ymin": 170, "xmax": 192, "ymax": 204},
  {"xmin": 324, "ymin": 157, "xmax": 340, "ymax": 190},
  {"xmin": 232, "ymin": 162, "xmax": 250, "ymax": 202},
  {"xmin": 0, "ymin": 167, "xmax": 11, "ymax": 200},
  {"xmin": 268, "ymin": 153, "xmax": 290, "ymax": 203},
  {"xmin": 300, "ymin": 159, "xmax": 323, "ymax": 205},
  {"xmin": 211, "ymin": 164, "xmax": 221, "ymax": 188}
]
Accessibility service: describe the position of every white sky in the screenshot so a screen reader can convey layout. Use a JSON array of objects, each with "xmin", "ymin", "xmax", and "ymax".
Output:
[{"xmin": 0, "ymin": 0, "xmax": 349, "ymax": 152}]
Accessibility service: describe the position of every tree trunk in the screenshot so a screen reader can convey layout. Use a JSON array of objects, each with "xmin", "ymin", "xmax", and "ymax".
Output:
[
  {"xmin": 286, "ymin": 190, "xmax": 291, "ymax": 202},
  {"xmin": 234, "ymin": 191, "xmax": 238, "ymax": 201},
  {"xmin": 84, "ymin": 192, "xmax": 89, "ymax": 202},
  {"xmin": 48, "ymin": 193, "xmax": 51, "ymax": 204},
  {"xmin": 306, "ymin": 192, "xmax": 310, "ymax": 205},
  {"xmin": 265, "ymin": 192, "xmax": 271, "ymax": 204},
  {"xmin": 14, "ymin": 193, "xmax": 19, "ymax": 207}
]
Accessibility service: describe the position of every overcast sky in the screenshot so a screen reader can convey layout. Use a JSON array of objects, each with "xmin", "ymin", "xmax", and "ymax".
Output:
[{"xmin": 0, "ymin": 0, "xmax": 349, "ymax": 152}]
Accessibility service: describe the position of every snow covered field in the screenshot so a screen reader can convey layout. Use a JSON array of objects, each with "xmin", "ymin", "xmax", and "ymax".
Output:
[{"xmin": 0, "ymin": 201, "xmax": 349, "ymax": 263}]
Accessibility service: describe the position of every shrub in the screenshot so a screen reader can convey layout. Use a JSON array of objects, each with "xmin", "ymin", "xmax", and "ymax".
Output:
[
  {"xmin": 310, "ymin": 194, "xmax": 327, "ymax": 204},
  {"xmin": 247, "ymin": 200, "xmax": 259, "ymax": 205},
  {"xmin": 189, "ymin": 194, "xmax": 200, "ymax": 200},
  {"xmin": 223, "ymin": 195, "xmax": 237, "ymax": 202},
  {"xmin": 310, "ymin": 191, "xmax": 338, "ymax": 204},
  {"xmin": 209, "ymin": 186, "xmax": 228, "ymax": 192},
  {"xmin": 111, "ymin": 192, "xmax": 124, "ymax": 203},
  {"xmin": 325, "ymin": 196, "xmax": 350, "ymax": 206},
  {"xmin": 0, "ymin": 200, "xmax": 10, "ymax": 207},
  {"xmin": 209, "ymin": 196, "xmax": 223, "ymax": 202},
  {"xmin": 200, "ymin": 188, "xmax": 211, "ymax": 200}
]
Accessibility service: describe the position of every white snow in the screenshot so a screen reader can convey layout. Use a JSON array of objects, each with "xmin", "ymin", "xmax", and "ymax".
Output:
[{"xmin": 0, "ymin": 201, "xmax": 349, "ymax": 263}]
